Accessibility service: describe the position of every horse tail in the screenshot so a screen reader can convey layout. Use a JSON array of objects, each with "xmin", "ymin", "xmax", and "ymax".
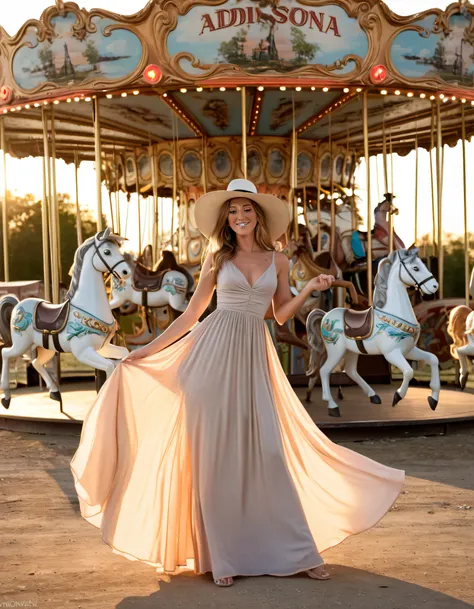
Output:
[
  {"xmin": 0, "ymin": 295, "xmax": 19, "ymax": 347},
  {"xmin": 305, "ymin": 308, "xmax": 327, "ymax": 377},
  {"xmin": 447, "ymin": 305, "xmax": 471, "ymax": 359}
]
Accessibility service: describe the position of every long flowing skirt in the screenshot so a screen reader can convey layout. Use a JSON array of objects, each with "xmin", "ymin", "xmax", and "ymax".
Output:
[{"xmin": 70, "ymin": 310, "xmax": 404, "ymax": 580}]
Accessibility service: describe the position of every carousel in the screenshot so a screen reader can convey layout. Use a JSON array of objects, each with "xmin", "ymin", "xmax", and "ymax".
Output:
[{"xmin": 0, "ymin": 0, "xmax": 473, "ymax": 437}]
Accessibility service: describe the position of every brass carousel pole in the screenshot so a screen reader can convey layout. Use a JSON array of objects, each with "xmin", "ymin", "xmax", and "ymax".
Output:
[
  {"xmin": 172, "ymin": 121, "xmax": 178, "ymax": 255},
  {"xmin": 74, "ymin": 149, "xmax": 83, "ymax": 246},
  {"xmin": 461, "ymin": 103, "xmax": 469, "ymax": 306},
  {"xmin": 388, "ymin": 133, "xmax": 393, "ymax": 253},
  {"xmin": 316, "ymin": 147, "xmax": 322, "ymax": 252},
  {"xmin": 414, "ymin": 123, "xmax": 419, "ymax": 247},
  {"xmin": 50, "ymin": 109, "xmax": 62, "ymax": 302},
  {"xmin": 329, "ymin": 113, "xmax": 335, "ymax": 256},
  {"xmin": 363, "ymin": 91, "xmax": 373, "ymax": 305},
  {"xmin": 290, "ymin": 92, "xmax": 299, "ymax": 239},
  {"xmin": 113, "ymin": 146, "xmax": 121, "ymax": 236},
  {"xmin": 0, "ymin": 118, "xmax": 9, "ymax": 281},
  {"xmin": 436, "ymin": 99, "xmax": 443, "ymax": 298},
  {"xmin": 40, "ymin": 114, "xmax": 51, "ymax": 302},
  {"xmin": 241, "ymin": 87, "xmax": 247, "ymax": 179},
  {"xmin": 44, "ymin": 108, "xmax": 59, "ymax": 304},
  {"xmin": 150, "ymin": 140, "xmax": 159, "ymax": 263},
  {"xmin": 429, "ymin": 106, "xmax": 437, "ymax": 255},
  {"xmin": 134, "ymin": 149, "xmax": 142, "ymax": 255},
  {"xmin": 93, "ymin": 96, "xmax": 103, "ymax": 232}
]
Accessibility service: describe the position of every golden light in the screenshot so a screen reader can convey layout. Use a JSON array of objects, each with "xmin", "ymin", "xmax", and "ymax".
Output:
[
  {"xmin": 343, "ymin": 87, "xmax": 349, "ymax": 93},
  {"xmin": 420, "ymin": 93, "xmax": 426, "ymax": 98},
  {"xmin": 133, "ymin": 90, "xmax": 140, "ymax": 95},
  {"xmin": 257, "ymin": 86, "xmax": 264, "ymax": 91},
  {"xmin": 461, "ymin": 98, "xmax": 466, "ymax": 103},
  {"xmin": 106, "ymin": 94, "xmax": 112, "ymax": 99},
  {"xmin": 381, "ymin": 89, "xmax": 387, "ymax": 95},
  {"xmin": 451, "ymin": 95, "xmax": 456, "ymax": 101},
  {"xmin": 407, "ymin": 92, "xmax": 414, "ymax": 97},
  {"xmin": 53, "ymin": 99, "xmax": 60, "ymax": 104},
  {"xmin": 66, "ymin": 98, "xmax": 72, "ymax": 102},
  {"xmin": 236, "ymin": 87, "xmax": 241, "ymax": 91},
  {"xmin": 163, "ymin": 92, "xmax": 168, "ymax": 97},
  {"xmin": 85, "ymin": 97, "xmax": 91, "ymax": 102},
  {"xmin": 280, "ymin": 86, "xmax": 286, "ymax": 91},
  {"xmin": 34, "ymin": 103, "xmax": 40, "ymax": 107},
  {"xmin": 121, "ymin": 92, "xmax": 128, "ymax": 97},
  {"xmin": 180, "ymin": 88, "xmax": 187, "ymax": 93},
  {"xmin": 219, "ymin": 87, "xmax": 226, "ymax": 91},
  {"xmin": 295, "ymin": 86, "xmax": 302, "ymax": 91},
  {"xmin": 322, "ymin": 87, "xmax": 329, "ymax": 92},
  {"xmin": 143, "ymin": 64, "xmax": 162, "ymax": 85},
  {"xmin": 439, "ymin": 93, "xmax": 445, "ymax": 99},
  {"xmin": 356, "ymin": 87, "xmax": 362, "ymax": 92},
  {"xmin": 196, "ymin": 87, "xmax": 203, "ymax": 92},
  {"xmin": 311, "ymin": 86, "xmax": 316, "ymax": 91},
  {"xmin": 394, "ymin": 90, "xmax": 400, "ymax": 95},
  {"xmin": 430, "ymin": 95, "xmax": 435, "ymax": 100}
]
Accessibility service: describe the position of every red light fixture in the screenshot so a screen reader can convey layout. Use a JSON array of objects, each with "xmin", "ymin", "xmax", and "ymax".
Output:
[
  {"xmin": 370, "ymin": 64, "xmax": 387, "ymax": 84},
  {"xmin": 0, "ymin": 85, "xmax": 13, "ymax": 104},
  {"xmin": 143, "ymin": 64, "xmax": 162, "ymax": 85}
]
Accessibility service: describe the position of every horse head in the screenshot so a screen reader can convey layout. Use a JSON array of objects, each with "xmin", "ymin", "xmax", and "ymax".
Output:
[{"xmin": 93, "ymin": 228, "xmax": 131, "ymax": 281}]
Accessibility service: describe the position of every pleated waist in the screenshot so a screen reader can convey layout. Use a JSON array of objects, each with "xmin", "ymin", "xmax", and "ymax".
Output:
[{"xmin": 216, "ymin": 304, "xmax": 265, "ymax": 320}]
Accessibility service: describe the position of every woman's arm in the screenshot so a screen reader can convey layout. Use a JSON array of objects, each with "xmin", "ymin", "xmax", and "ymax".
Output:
[
  {"xmin": 125, "ymin": 254, "xmax": 216, "ymax": 360},
  {"xmin": 272, "ymin": 253, "xmax": 334, "ymax": 326}
]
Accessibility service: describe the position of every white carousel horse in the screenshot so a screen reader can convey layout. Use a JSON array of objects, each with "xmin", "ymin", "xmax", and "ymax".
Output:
[
  {"xmin": 306, "ymin": 247, "xmax": 440, "ymax": 416},
  {"xmin": 0, "ymin": 228, "xmax": 131, "ymax": 411},
  {"xmin": 109, "ymin": 251, "xmax": 193, "ymax": 313},
  {"xmin": 446, "ymin": 267, "xmax": 474, "ymax": 389}
]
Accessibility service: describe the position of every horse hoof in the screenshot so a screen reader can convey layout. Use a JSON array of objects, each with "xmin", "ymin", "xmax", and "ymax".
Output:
[
  {"xmin": 328, "ymin": 407, "xmax": 341, "ymax": 418},
  {"xmin": 428, "ymin": 396, "xmax": 438, "ymax": 411},
  {"xmin": 1, "ymin": 397, "xmax": 11, "ymax": 410},
  {"xmin": 50, "ymin": 391, "xmax": 63, "ymax": 411},
  {"xmin": 370, "ymin": 394, "xmax": 382, "ymax": 404},
  {"xmin": 460, "ymin": 375, "xmax": 468, "ymax": 391},
  {"xmin": 392, "ymin": 392, "xmax": 403, "ymax": 407}
]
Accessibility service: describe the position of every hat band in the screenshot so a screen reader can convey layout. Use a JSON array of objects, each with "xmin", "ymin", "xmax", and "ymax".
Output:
[{"xmin": 230, "ymin": 189, "xmax": 254, "ymax": 194}]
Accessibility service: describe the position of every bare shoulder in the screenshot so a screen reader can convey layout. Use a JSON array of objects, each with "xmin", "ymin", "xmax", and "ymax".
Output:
[{"xmin": 274, "ymin": 251, "xmax": 289, "ymax": 273}]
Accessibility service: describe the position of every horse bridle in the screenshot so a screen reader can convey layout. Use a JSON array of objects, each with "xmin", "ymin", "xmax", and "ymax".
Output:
[
  {"xmin": 398, "ymin": 251, "xmax": 435, "ymax": 294},
  {"xmin": 92, "ymin": 240, "xmax": 126, "ymax": 281}
]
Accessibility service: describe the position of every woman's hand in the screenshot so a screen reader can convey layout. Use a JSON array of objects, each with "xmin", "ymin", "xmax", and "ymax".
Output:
[
  {"xmin": 306, "ymin": 274, "xmax": 335, "ymax": 292},
  {"xmin": 122, "ymin": 346, "xmax": 156, "ymax": 362}
]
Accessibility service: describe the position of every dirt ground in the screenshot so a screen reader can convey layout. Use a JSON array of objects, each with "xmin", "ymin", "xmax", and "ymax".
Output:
[{"xmin": 1, "ymin": 429, "xmax": 473, "ymax": 609}]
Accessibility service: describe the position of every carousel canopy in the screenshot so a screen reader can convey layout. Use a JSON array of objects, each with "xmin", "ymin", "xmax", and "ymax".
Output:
[{"xmin": 0, "ymin": 0, "xmax": 473, "ymax": 165}]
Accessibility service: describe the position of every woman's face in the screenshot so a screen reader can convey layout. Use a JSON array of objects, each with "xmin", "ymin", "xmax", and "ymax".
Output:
[{"xmin": 227, "ymin": 198, "xmax": 258, "ymax": 237}]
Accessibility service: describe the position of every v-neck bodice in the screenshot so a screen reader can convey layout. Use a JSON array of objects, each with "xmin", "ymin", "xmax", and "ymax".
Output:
[{"xmin": 216, "ymin": 254, "xmax": 277, "ymax": 318}]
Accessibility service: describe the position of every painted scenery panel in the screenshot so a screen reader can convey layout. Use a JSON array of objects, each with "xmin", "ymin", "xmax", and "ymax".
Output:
[
  {"xmin": 167, "ymin": 0, "xmax": 368, "ymax": 75},
  {"xmin": 391, "ymin": 12, "xmax": 474, "ymax": 87},
  {"xmin": 13, "ymin": 13, "xmax": 143, "ymax": 91}
]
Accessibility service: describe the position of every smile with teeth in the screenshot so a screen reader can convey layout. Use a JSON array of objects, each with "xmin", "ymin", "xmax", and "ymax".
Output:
[{"xmin": 237, "ymin": 222, "xmax": 249, "ymax": 227}]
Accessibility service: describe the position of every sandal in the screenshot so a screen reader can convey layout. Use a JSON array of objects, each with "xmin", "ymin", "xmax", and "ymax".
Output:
[
  {"xmin": 307, "ymin": 566, "xmax": 331, "ymax": 580},
  {"xmin": 214, "ymin": 576, "xmax": 234, "ymax": 587}
]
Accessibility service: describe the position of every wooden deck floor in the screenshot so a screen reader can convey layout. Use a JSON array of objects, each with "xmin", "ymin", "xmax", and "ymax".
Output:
[{"xmin": 1, "ymin": 380, "xmax": 473, "ymax": 439}]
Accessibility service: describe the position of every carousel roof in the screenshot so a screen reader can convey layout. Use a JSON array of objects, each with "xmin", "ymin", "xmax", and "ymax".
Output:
[{"xmin": 0, "ymin": 0, "xmax": 473, "ymax": 164}]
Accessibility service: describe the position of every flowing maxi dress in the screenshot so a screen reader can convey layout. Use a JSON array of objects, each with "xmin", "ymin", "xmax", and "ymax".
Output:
[{"xmin": 70, "ymin": 254, "xmax": 404, "ymax": 580}]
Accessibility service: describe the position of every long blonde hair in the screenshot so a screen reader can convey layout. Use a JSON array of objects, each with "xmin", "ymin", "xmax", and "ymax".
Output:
[{"xmin": 203, "ymin": 199, "xmax": 275, "ymax": 275}]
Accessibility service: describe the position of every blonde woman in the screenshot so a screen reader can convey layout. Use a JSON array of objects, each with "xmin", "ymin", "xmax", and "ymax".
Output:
[{"xmin": 71, "ymin": 179, "xmax": 404, "ymax": 588}]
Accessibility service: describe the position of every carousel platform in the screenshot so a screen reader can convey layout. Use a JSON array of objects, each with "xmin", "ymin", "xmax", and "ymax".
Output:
[{"xmin": 0, "ymin": 381, "xmax": 473, "ymax": 441}]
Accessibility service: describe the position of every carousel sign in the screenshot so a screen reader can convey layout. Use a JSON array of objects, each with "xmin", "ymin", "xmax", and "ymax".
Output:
[
  {"xmin": 199, "ymin": 7, "xmax": 341, "ymax": 37},
  {"xmin": 167, "ymin": 0, "xmax": 368, "ymax": 75}
]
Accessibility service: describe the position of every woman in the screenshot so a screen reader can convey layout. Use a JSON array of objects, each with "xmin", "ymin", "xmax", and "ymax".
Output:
[{"xmin": 71, "ymin": 179, "xmax": 404, "ymax": 588}]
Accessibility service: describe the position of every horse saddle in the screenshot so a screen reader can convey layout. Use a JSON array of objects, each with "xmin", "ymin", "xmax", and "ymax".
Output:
[
  {"xmin": 133, "ymin": 262, "xmax": 167, "ymax": 292},
  {"xmin": 34, "ymin": 300, "xmax": 71, "ymax": 333},
  {"xmin": 343, "ymin": 307, "xmax": 374, "ymax": 340}
]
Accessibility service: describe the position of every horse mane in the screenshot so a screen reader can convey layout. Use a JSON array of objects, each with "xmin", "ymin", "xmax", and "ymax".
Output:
[
  {"xmin": 66, "ymin": 231, "xmax": 124, "ymax": 301},
  {"xmin": 373, "ymin": 247, "xmax": 418, "ymax": 308}
]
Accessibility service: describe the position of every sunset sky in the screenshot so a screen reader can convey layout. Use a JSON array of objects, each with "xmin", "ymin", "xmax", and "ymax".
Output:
[{"xmin": 1, "ymin": 0, "xmax": 472, "ymax": 253}]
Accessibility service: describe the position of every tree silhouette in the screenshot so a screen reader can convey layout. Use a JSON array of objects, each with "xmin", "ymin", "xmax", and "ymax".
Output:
[
  {"xmin": 0, "ymin": 192, "xmax": 99, "ymax": 285},
  {"xmin": 217, "ymin": 28, "xmax": 247, "ymax": 63},
  {"xmin": 83, "ymin": 40, "xmax": 100, "ymax": 70},
  {"xmin": 432, "ymin": 41, "xmax": 446, "ymax": 70},
  {"xmin": 290, "ymin": 26, "xmax": 319, "ymax": 64}
]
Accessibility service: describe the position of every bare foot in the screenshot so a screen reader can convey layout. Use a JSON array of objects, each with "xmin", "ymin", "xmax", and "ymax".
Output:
[
  {"xmin": 307, "ymin": 565, "xmax": 331, "ymax": 580},
  {"xmin": 214, "ymin": 576, "xmax": 234, "ymax": 587}
]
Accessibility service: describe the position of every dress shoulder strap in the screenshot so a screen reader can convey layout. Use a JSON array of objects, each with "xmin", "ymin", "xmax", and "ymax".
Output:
[{"xmin": 272, "ymin": 250, "xmax": 276, "ymax": 263}]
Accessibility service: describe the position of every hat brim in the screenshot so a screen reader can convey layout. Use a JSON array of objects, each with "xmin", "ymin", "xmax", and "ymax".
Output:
[{"xmin": 194, "ymin": 190, "xmax": 291, "ymax": 241}]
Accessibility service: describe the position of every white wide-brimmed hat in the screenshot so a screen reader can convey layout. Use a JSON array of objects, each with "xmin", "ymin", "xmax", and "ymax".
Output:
[{"xmin": 194, "ymin": 179, "xmax": 290, "ymax": 241}]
